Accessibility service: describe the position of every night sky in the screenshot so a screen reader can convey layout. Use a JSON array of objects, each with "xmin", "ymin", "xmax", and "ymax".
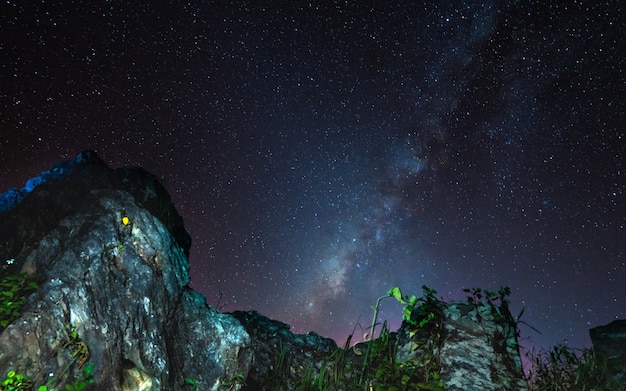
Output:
[{"xmin": 1, "ymin": 1, "xmax": 624, "ymax": 355}]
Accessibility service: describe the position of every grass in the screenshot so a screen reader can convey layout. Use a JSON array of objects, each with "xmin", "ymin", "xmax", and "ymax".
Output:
[
  {"xmin": 290, "ymin": 286, "xmax": 622, "ymax": 391},
  {"xmin": 291, "ymin": 286, "xmax": 446, "ymax": 391},
  {"xmin": 526, "ymin": 342, "xmax": 622, "ymax": 391}
]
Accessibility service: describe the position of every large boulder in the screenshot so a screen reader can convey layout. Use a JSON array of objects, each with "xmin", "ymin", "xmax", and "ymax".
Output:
[
  {"xmin": 590, "ymin": 319, "xmax": 626, "ymax": 386},
  {"xmin": 0, "ymin": 151, "xmax": 251, "ymax": 390},
  {"xmin": 393, "ymin": 290, "xmax": 528, "ymax": 391},
  {"xmin": 437, "ymin": 300, "xmax": 527, "ymax": 390}
]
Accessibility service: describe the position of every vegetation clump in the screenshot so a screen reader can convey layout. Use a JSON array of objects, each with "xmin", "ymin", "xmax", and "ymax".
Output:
[
  {"xmin": 0, "ymin": 272, "xmax": 40, "ymax": 331},
  {"xmin": 2, "ymin": 273, "xmax": 621, "ymax": 390},
  {"xmin": 526, "ymin": 342, "xmax": 621, "ymax": 391},
  {"xmin": 294, "ymin": 285, "xmax": 446, "ymax": 391},
  {"xmin": 1, "ymin": 270, "xmax": 94, "ymax": 391}
]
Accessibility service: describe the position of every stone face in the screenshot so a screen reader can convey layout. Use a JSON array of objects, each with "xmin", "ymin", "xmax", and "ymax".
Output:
[
  {"xmin": 389, "ymin": 297, "xmax": 528, "ymax": 391},
  {"xmin": 0, "ymin": 151, "xmax": 251, "ymax": 390},
  {"xmin": 590, "ymin": 319, "xmax": 626, "ymax": 386},
  {"xmin": 438, "ymin": 301, "xmax": 527, "ymax": 390}
]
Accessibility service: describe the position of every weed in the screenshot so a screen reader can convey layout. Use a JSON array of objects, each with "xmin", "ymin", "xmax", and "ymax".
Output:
[
  {"xmin": 61, "ymin": 324, "xmax": 90, "ymax": 369},
  {"xmin": 1, "ymin": 371, "xmax": 32, "ymax": 391},
  {"xmin": 39, "ymin": 324, "xmax": 94, "ymax": 391},
  {"xmin": 264, "ymin": 340, "xmax": 288, "ymax": 390},
  {"xmin": 526, "ymin": 343, "xmax": 621, "ymax": 391},
  {"xmin": 183, "ymin": 377, "xmax": 198, "ymax": 391},
  {"xmin": 0, "ymin": 273, "xmax": 40, "ymax": 331},
  {"xmin": 220, "ymin": 373, "xmax": 246, "ymax": 390},
  {"xmin": 353, "ymin": 286, "xmax": 445, "ymax": 390},
  {"xmin": 64, "ymin": 364, "xmax": 94, "ymax": 391}
]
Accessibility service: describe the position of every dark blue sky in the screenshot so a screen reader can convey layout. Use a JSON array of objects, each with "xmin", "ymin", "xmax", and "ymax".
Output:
[{"xmin": 1, "ymin": 1, "xmax": 624, "ymax": 353}]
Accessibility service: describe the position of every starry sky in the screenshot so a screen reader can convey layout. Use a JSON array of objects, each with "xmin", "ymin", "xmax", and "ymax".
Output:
[{"xmin": 1, "ymin": 1, "xmax": 624, "ymax": 354}]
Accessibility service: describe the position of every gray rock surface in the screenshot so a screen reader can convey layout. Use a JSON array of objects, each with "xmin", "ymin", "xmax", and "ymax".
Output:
[
  {"xmin": 590, "ymin": 319, "xmax": 626, "ymax": 387},
  {"xmin": 231, "ymin": 310, "xmax": 338, "ymax": 390},
  {"xmin": 438, "ymin": 301, "xmax": 527, "ymax": 390},
  {"xmin": 0, "ymin": 151, "xmax": 251, "ymax": 390}
]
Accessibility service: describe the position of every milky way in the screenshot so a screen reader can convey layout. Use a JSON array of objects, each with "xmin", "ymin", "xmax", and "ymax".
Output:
[{"xmin": 1, "ymin": 1, "xmax": 624, "ymax": 353}]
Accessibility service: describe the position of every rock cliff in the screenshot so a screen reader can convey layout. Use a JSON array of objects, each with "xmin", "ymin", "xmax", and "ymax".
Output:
[
  {"xmin": 0, "ymin": 151, "xmax": 250, "ymax": 390},
  {"xmin": 0, "ymin": 151, "xmax": 534, "ymax": 390}
]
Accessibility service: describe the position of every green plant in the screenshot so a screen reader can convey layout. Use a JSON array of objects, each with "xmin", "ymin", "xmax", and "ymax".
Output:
[
  {"xmin": 463, "ymin": 287, "xmax": 511, "ymax": 322},
  {"xmin": 0, "ymin": 273, "xmax": 39, "ymax": 330},
  {"xmin": 1, "ymin": 273, "xmax": 93, "ymax": 391},
  {"xmin": 39, "ymin": 325, "xmax": 94, "ymax": 391},
  {"xmin": 62, "ymin": 324, "xmax": 90, "ymax": 369},
  {"xmin": 64, "ymin": 364, "xmax": 94, "ymax": 391},
  {"xmin": 365, "ymin": 286, "xmax": 420, "ymax": 344},
  {"xmin": 294, "ymin": 366, "xmax": 315, "ymax": 391},
  {"xmin": 294, "ymin": 363, "xmax": 332, "ymax": 391},
  {"xmin": 289, "ymin": 286, "xmax": 448, "ymax": 390},
  {"xmin": 1, "ymin": 371, "xmax": 32, "ymax": 391},
  {"xmin": 463, "ymin": 286, "xmax": 542, "ymax": 341},
  {"xmin": 355, "ymin": 286, "xmax": 445, "ymax": 391},
  {"xmin": 264, "ymin": 340, "xmax": 288, "ymax": 390},
  {"xmin": 397, "ymin": 286, "xmax": 446, "ymax": 391},
  {"xmin": 220, "ymin": 373, "xmax": 246, "ymax": 390},
  {"xmin": 526, "ymin": 343, "xmax": 620, "ymax": 391},
  {"xmin": 183, "ymin": 377, "xmax": 198, "ymax": 391},
  {"xmin": 0, "ymin": 334, "xmax": 93, "ymax": 391}
]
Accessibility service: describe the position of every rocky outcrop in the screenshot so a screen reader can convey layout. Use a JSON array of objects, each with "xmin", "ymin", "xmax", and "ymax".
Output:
[
  {"xmin": 0, "ymin": 151, "xmax": 251, "ymax": 390},
  {"xmin": 1, "ymin": 151, "xmax": 530, "ymax": 390},
  {"xmin": 436, "ymin": 300, "xmax": 527, "ymax": 390},
  {"xmin": 233, "ymin": 288, "xmax": 528, "ymax": 390},
  {"xmin": 590, "ymin": 319, "xmax": 626, "ymax": 386},
  {"xmin": 231, "ymin": 310, "xmax": 339, "ymax": 390}
]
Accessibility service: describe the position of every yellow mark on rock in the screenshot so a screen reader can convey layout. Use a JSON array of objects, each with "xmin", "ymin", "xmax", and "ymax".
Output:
[{"xmin": 122, "ymin": 216, "xmax": 130, "ymax": 226}]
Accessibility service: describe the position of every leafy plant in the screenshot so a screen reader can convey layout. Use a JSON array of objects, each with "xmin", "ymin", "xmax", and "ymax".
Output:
[
  {"xmin": 219, "ymin": 373, "xmax": 246, "ymax": 390},
  {"xmin": 62, "ymin": 324, "xmax": 90, "ymax": 369},
  {"xmin": 397, "ymin": 286, "xmax": 446, "ymax": 391},
  {"xmin": 0, "ymin": 273, "xmax": 39, "ymax": 331},
  {"xmin": 355, "ymin": 286, "xmax": 445, "ymax": 391},
  {"xmin": 64, "ymin": 364, "xmax": 94, "ymax": 391},
  {"xmin": 183, "ymin": 377, "xmax": 198, "ymax": 391},
  {"xmin": 388, "ymin": 286, "xmax": 419, "ymax": 326},
  {"xmin": 0, "ymin": 272, "xmax": 93, "ymax": 391},
  {"xmin": 39, "ymin": 325, "xmax": 94, "ymax": 391},
  {"xmin": 366, "ymin": 285, "xmax": 421, "ymax": 343},
  {"xmin": 293, "ymin": 366, "xmax": 315, "ymax": 391},
  {"xmin": 462, "ymin": 287, "xmax": 512, "ymax": 322},
  {"xmin": 1, "ymin": 371, "xmax": 32, "ymax": 391}
]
